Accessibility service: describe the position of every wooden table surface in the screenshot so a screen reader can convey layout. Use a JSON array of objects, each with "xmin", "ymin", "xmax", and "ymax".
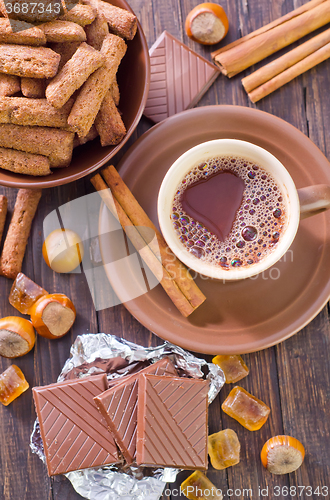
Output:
[{"xmin": 0, "ymin": 0, "xmax": 329, "ymax": 499}]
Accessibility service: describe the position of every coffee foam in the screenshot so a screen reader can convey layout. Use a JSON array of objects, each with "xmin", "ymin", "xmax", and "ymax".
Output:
[{"xmin": 171, "ymin": 156, "xmax": 287, "ymax": 269}]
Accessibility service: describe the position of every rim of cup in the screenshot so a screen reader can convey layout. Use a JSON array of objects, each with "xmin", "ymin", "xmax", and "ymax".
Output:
[{"xmin": 157, "ymin": 139, "xmax": 300, "ymax": 281}]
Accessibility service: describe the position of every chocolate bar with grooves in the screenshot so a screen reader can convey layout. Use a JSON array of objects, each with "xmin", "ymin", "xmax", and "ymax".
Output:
[
  {"xmin": 33, "ymin": 373, "xmax": 120, "ymax": 476},
  {"xmin": 93, "ymin": 357, "xmax": 177, "ymax": 464},
  {"xmin": 136, "ymin": 374, "xmax": 209, "ymax": 470},
  {"xmin": 144, "ymin": 31, "xmax": 220, "ymax": 123}
]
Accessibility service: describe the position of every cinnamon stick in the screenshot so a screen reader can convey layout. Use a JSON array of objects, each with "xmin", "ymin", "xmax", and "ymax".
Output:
[
  {"xmin": 101, "ymin": 165, "xmax": 206, "ymax": 310},
  {"xmin": 212, "ymin": 0, "xmax": 325, "ymax": 58},
  {"xmin": 247, "ymin": 42, "xmax": 330, "ymax": 103},
  {"xmin": 91, "ymin": 174, "xmax": 200, "ymax": 317},
  {"xmin": 242, "ymin": 28, "xmax": 330, "ymax": 93},
  {"xmin": 212, "ymin": 0, "xmax": 330, "ymax": 77}
]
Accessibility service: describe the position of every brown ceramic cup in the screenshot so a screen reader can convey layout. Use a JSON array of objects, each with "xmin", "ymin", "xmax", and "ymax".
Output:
[{"xmin": 158, "ymin": 139, "xmax": 330, "ymax": 280}]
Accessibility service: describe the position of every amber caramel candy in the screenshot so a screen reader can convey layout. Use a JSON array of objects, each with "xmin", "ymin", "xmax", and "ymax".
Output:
[
  {"xmin": 208, "ymin": 429, "xmax": 240, "ymax": 470},
  {"xmin": 222, "ymin": 386, "xmax": 270, "ymax": 431},
  {"xmin": 212, "ymin": 355, "xmax": 249, "ymax": 384},
  {"xmin": 9, "ymin": 273, "xmax": 48, "ymax": 314},
  {"xmin": 0, "ymin": 365, "xmax": 29, "ymax": 405},
  {"xmin": 181, "ymin": 471, "xmax": 223, "ymax": 500}
]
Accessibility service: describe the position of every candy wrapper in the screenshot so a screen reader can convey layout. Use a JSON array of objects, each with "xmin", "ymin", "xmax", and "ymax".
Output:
[{"xmin": 31, "ymin": 333, "xmax": 225, "ymax": 500}]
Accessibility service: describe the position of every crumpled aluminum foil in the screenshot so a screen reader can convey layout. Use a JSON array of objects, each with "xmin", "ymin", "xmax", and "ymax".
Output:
[{"xmin": 30, "ymin": 333, "xmax": 225, "ymax": 500}]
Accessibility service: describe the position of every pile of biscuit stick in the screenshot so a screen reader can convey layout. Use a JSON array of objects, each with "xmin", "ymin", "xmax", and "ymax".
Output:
[{"xmin": 0, "ymin": 0, "xmax": 137, "ymax": 176}]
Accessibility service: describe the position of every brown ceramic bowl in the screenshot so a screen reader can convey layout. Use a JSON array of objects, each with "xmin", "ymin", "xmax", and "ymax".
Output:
[{"xmin": 0, "ymin": 0, "xmax": 150, "ymax": 189}]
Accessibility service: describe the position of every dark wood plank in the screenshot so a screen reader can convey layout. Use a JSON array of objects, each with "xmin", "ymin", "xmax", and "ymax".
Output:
[{"xmin": 0, "ymin": 187, "xmax": 53, "ymax": 500}]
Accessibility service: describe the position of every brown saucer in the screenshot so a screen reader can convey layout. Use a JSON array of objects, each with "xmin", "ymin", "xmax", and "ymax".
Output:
[
  {"xmin": 0, "ymin": 0, "xmax": 150, "ymax": 189},
  {"xmin": 99, "ymin": 106, "xmax": 330, "ymax": 354}
]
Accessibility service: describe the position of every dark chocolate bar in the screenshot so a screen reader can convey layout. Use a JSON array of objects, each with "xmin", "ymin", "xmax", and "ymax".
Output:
[
  {"xmin": 144, "ymin": 31, "xmax": 220, "ymax": 123},
  {"xmin": 94, "ymin": 357, "xmax": 177, "ymax": 464},
  {"xmin": 32, "ymin": 374, "xmax": 120, "ymax": 476},
  {"xmin": 136, "ymin": 374, "xmax": 209, "ymax": 470}
]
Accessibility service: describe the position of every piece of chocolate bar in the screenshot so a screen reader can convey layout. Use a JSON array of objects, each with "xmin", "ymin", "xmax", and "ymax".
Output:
[
  {"xmin": 94, "ymin": 357, "xmax": 177, "ymax": 464},
  {"xmin": 144, "ymin": 31, "xmax": 220, "ymax": 123},
  {"xmin": 136, "ymin": 374, "xmax": 209, "ymax": 470},
  {"xmin": 33, "ymin": 374, "xmax": 120, "ymax": 476}
]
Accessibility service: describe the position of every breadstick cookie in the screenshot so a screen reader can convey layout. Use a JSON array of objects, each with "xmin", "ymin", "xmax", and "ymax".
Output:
[
  {"xmin": 0, "ymin": 194, "xmax": 7, "ymax": 245},
  {"xmin": 0, "ymin": 97, "xmax": 74, "ymax": 127},
  {"xmin": 60, "ymin": 4, "xmax": 96, "ymax": 26},
  {"xmin": 46, "ymin": 42, "xmax": 105, "ymax": 108},
  {"xmin": 0, "ymin": 44, "xmax": 60, "ymax": 78},
  {"xmin": 0, "ymin": 19, "xmax": 47, "ymax": 46},
  {"xmin": 38, "ymin": 20, "xmax": 87, "ymax": 43},
  {"xmin": 0, "ymin": 124, "xmax": 74, "ymax": 167},
  {"xmin": 0, "ymin": 74, "xmax": 20, "ymax": 96},
  {"xmin": 73, "ymin": 125, "xmax": 98, "ymax": 147},
  {"xmin": 0, "ymin": 148, "xmax": 50, "ymax": 176},
  {"xmin": 85, "ymin": 12, "xmax": 109, "ymax": 50},
  {"xmin": 0, "ymin": 189, "xmax": 42, "ymax": 279},
  {"xmin": 95, "ymin": 90, "xmax": 125, "ymax": 146},
  {"xmin": 21, "ymin": 78, "xmax": 46, "ymax": 98},
  {"xmin": 49, "ymin": 41, "xmax": 80, "ymax": 71},
  {"xmin": 109, "ymin": 78, "xmax": 119, "ymax": 106},
  {"xmin": 68, "ymin": 34, "xmax": 126, "ymax": 137},
  {"xmin": 84, "ymin": 0, "xmax": 137, "ymax": 40}
]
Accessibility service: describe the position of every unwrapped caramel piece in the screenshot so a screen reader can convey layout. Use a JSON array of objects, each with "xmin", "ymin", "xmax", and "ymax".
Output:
[
  {"xmin": 181, "ymin": 471, "xmax": 223, "ymax": 500},
  {"xmin": 222, "ymin": 386, "xmax": 270, "ymax": 431},
  {"xmin": 0, "ymin": 365, "xmax": 29, "ymax": 406},
  {"xmin": 9, "ymin": 273, "xmax": 48, "ymax": 314},
  {"xmin": 212, "ymin": 355, "xmax": 249, "ymax": 383},
  {"xmin": 208, "ymin": 429, "xmax": 241, "ymax": 469}
]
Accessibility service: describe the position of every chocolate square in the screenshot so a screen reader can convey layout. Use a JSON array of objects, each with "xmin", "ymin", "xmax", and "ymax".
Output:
[
  {"xmin": 136, "ymin": 374, "xmax": 209, "ymax": 470},
  {"xmin": 33, "ymin": 374, "xmax": 120, "ymax": 476},
  {"xmin": 144, "ymin": 31, "xmax": 220, "ymax": 123},
  {"xmin": 93, "ymin": 357, "xmax": 177, "ymax": 463}
]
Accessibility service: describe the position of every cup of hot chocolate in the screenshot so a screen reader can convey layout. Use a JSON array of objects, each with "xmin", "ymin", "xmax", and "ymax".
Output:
[{"xmin": 158, "ymin": 139, "xmax": 330, "ymax": 280}]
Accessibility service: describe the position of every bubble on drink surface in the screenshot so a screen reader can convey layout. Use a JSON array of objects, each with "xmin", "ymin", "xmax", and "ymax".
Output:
[
  {"xmin": 190, "ymin": 246, "xmax": 205, "ymax": 259},
  {"xmin": 242, "ymin": 226, "xmax": 257, "ymax": 241},
  {"xmin": 180, "ymin": 216, "xmax": 190, "ymax": 225},
  {"xmin": 171, "ymin": 155, "xmax": 287, "ymax": 267}
]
